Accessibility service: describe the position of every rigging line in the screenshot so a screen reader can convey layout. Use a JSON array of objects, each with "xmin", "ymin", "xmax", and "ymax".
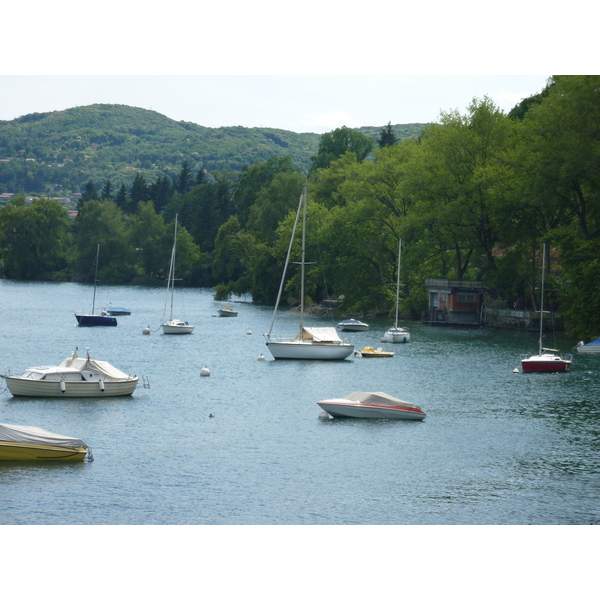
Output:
[{"xmin": 267, "ymin": 185, "xmax": 305, "ymax": 337}]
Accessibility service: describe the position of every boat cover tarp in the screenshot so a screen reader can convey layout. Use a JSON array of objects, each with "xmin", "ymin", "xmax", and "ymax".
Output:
[
  {"xmin": 345, "ymin": 391, "xmax": 419, "ymax": 409},
  {"xmin": 578, "ymin": 337, "xmax": 600, "ymax": 353},
  {"xmin": 59, "ymin": 355, "xmax": 132, "ymax": 380},
  {"xmin": 0, "ymin": 423, "xmax": 87, "ymax": 448},
  {"xmin": 297, "ymin": 327, "xmax": 343, "ymax": 343}
]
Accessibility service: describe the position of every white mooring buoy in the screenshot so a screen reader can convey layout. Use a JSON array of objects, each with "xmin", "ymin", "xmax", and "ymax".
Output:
[
  {"xmin": 142, "ymin": 326, "xmax": 151, "ymax": 335},
  {"xmin": 200, "ymin": 366, "xmax": 211, "ymax": 377},
  {"xmin": 257, "ymin": 353, "xmax": 266, "ymax": 361}
]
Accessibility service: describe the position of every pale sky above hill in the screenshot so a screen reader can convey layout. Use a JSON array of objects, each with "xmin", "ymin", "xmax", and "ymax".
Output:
[
  {"xmin": 0, "ymin": 75, "xmax": 551, "ymax": 134},
  {"xmin": 2, "ymin": 1, "xmax": 592, "ymax": 135}
]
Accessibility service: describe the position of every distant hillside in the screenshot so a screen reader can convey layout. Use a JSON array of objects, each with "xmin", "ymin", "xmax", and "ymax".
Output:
[{"xmin": 0, "ymin": 104, "xmax": 428, "ymax": 197}]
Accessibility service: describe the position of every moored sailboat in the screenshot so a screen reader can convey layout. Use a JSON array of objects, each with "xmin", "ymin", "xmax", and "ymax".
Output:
[
  {"xmin": 75, "ymin": 244, "xmax": 117, "ymax": 326},
  {"xmin": 520, "ymin": 242, "xmax": 572, "ymax": 373},
  {"xmin": 264, "ymin": 185, "xmax": 353, "ymax": 360},
  {"xmin": 383, "ymin": 238, "xmax": 410, "ymax": 343},
  {"xmin": 162, "ymin": 214, "xmax": 194, "ymax": 334}
]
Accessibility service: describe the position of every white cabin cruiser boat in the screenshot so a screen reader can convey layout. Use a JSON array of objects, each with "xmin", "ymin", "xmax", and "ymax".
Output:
[
  {"xmin": 218, "ymin": 304, "xmax": 238, "ymax": 317},
  {"xmin": 338, "ymin": 319, "xmax": 369, "ymax": 332},
  {"xmin": 1, "ymin": 348, "xmax": 138, "ymax": 398},
  {"xmin": 318, "ymin": 391, "xmax": 426, "ymax": 420}
]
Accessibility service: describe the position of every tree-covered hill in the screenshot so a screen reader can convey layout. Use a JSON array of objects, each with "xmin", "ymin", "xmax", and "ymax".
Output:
[{"xmin": 0, "ymin": 104, "xmax": 428, "ymax": 197}]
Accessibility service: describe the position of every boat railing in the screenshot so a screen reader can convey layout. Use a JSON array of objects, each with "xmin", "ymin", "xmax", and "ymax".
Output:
[{"xmin": 263, "ymin": 334, "xmax": 299, "ymax": 343}]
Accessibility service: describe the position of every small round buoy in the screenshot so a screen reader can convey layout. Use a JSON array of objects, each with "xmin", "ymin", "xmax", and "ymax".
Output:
[
  {"xmin": 513, "ymin": 367, "xmax": 520, "ymax": 373},
  {"xmin": 247, "ymin": 328, "xmax": 252, "ymax": 335},
  {"xmin": 212, "ymin": 313, "xmax": 217, "ymax": 317},
  {"xmin": 200, "ymin": 366, "xmax": 211, "ymax": 377},
  {"xmin": 257, "ymin": 353, "xmax": 265, "ymax": 361},
  {"xmin": 318, "ymin": 411, "xmax": 331, "ymax": 420},
  {"xmin": 380, "ymin": 337, "xmax": 386, "ymax": 343},
  {"xmin": 354, "ymin": 351, "xmax": 362, "ymax": 358},
  {"xmin": 142, "ymin": 326, "xmax": 151, "ymax": 335}
]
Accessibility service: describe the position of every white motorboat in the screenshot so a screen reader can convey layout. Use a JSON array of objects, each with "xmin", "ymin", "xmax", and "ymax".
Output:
[
  {"xmin": 338, "ymin": 319, "xmax": 369, "ymax": 332},
  {"xmin": 162, "ymin": 214, "xmax": 194, "ymax": 334},
  {"xmin": 520, "ymin": 242, "xmax": 571, "ymax": 373},
  {"xmin": 576, "ymin": 337, "xmax": 600, "ymax": 353},
  {"xmin": 383, "ymin": 238, "xmax": 410, "ymax": 343},
  {"xmin": 0, "ymin": 422, "xmax": 93, "ymax": 461},
  {"xmin": 318, "ymin": 391, "xmax": 426, "ymax": 420},
  {"xmin": 218, "ymin": 304, "xmax": 238, "ymax": 317},
  {"xmin": 1, "ymin": 348, "xmax": 138, "ymax": 398},
  {"xmin": 264, "ymin": 185, "xmax": 353, "ymax": 360}
]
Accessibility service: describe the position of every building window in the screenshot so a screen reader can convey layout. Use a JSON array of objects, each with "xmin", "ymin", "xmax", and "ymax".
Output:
[{"xmin": 457, "ymin": 293, "xmax": 477, "ymax": 303}]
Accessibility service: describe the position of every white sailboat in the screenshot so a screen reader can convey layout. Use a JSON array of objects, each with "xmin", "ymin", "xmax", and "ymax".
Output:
[
  {"xmin": 162, "ymin": 214, "xmax": 194, "ymax": 334},
  {"xmin": 264, "ymin": 185, "xmax": 354, "ymax": 360},
  {"xmin": 383, "ymin": 238, "xmax": 410, "ymax": 343}
]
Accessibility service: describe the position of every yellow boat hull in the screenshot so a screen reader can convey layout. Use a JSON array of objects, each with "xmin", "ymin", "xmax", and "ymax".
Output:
[{"xmin": 0, "ymin": 440, "xmax": 88, "ymax": 461}]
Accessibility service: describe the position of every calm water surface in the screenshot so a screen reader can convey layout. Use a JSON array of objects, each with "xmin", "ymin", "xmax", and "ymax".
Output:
[{"xmin": 1, "ymin": 280, "xmax": 599, "ymax": 524}]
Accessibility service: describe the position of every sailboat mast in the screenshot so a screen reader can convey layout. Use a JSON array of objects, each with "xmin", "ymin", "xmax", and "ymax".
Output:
[
  {"xmin": 394, "ymin": 238, "xmax": 401, "ymax": 328},
  {"xmin": 170, "ymin": 214, "xmax": 178, "ymax": 320},
  {"xmin": 267, "ymin": 187, "xmax": 304, "ymax": 337},
  {"xmin": 539, "ymin": 241, "xmax": 546, "ymax": 355},
  {"xmin": 299, "ymin": 186, "xmax": 307, "ymax": 334},
  {"xmin": 91, "ymin": 244, "xmax": 100, "ymax": 314}
]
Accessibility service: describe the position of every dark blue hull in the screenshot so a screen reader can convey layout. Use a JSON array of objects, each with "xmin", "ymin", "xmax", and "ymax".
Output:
[{"xmin": 75, "ymin": 314, "xmax": 117, "ymax": 327}]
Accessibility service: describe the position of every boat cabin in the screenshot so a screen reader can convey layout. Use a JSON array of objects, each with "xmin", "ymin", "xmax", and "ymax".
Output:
[{"xmin": 422, "ymin": 279, "xmax": 485, "ymax": 327}]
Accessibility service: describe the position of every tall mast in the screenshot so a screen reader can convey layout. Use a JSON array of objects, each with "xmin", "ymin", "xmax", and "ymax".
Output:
[
  {"xmin": 299, "ymin": 186, "xmax": 307, "ymax": 334},
  {"xmin": 169, "ymin": 214, "xmax": 178, "ymax": 320},
  {"xmin": 267, "ymin": 186, "xmax": 304, "ymax": 337},
  {"xmin": 539, "ymin": 241, "xmax": 546, "ymax": 355},
  {"xmin": 394, "ymin": 238, "xmax": 401, "ymax": 328},
  {"xmin": 91, "ymin": 244, "xmax": 100, "ymax": 314}
]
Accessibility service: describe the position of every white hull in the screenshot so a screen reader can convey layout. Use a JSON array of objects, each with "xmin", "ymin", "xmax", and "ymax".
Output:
[
  {"xmin": 162, "ymin": 320, "xmax": 194, "ymax": 334},
  {"xmin": 218, "ymin": 310, "xmax": 238, "ymax": 317},
  {"xmin": 384, "ymin": 329, "xmax": 411, "ymax": 343},
  {"xmin": 266, "ymin": 340, "xmax": 354, "ymax": 360},
  {"xmin": 318, "ymin": 400, "xmax": 425, "ymax": 420},
  {"xmin": 4, "ymin": 377, "xmax": 138, "ymax": 398},
  {"xmin": 577, "ymin": 347, "xmax": 600, "ymax": 354}
]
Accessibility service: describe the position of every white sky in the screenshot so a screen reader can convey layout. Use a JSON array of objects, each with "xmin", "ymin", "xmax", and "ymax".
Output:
[
  {"xmin": 0, "ymin": 75, "xmax": 552, "ymax": 133},
  {"xmin": 2, "ymin": 2, "xmax": 594, "ymax": 134}
]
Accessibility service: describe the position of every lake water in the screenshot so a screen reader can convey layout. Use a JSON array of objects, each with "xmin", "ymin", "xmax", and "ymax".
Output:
[{"xmin": 1, "ymin": 279, "xmax": 599, "ymax": 525}]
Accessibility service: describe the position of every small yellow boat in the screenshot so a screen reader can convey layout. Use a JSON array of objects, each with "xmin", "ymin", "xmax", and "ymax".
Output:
[
  {"xmin": 0, "ymin": 423, "xmax": 92, "ymax": 462},
  {"xmin": 354, "ymin": 346, "xmax": 395, "ymax": 358}
]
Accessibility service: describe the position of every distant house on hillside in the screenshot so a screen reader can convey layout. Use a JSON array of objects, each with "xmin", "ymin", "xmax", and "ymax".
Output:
[{"xmin": 422, "ymin": 278, "xmax": 485, "ymax": 327}]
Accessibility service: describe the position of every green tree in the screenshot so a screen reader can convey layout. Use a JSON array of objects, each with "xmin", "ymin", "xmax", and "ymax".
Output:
[
  {"xmin": 129, "ymin": 201, "xmax": 169, "ymax": 278},
  {"xmin": 101, "ymin": 179, "xmax": 113, "ymax": 201},
  {"xmin": 309, "ymin": 126, "xmax": 374, "ymax": 173},
  {"xmin": 0, "ymin": 197, "xmax": 73, "ymax": 280},
  {"xmin": 377, "ymin": 122, "xmax": 398, "ymax": 147},
  {"xmin": 73, "ymin": 199, "xmax": 134, "ymax": 283},
  {"xmin": 174, "ymin": 159, "xmax": 194, "ymax": 195}
]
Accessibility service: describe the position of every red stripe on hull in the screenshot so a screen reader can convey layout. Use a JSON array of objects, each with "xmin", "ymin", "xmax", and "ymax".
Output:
[{"xmin": 521, "ymin": 361, "xmax": 570, "ymax": 373}]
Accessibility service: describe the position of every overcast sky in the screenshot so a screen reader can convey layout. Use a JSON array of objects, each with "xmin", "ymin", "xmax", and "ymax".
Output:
[
  {"xmin": 0, "ymin": 75, "xmax": 552, "ymax": 134},
  {"xmin": 3, "ymin": 2, "xmax": 593, "ymax": 135}
]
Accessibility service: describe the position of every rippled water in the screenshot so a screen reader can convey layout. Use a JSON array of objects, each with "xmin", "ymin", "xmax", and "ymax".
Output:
[{"xmin": 1, "ymin": 280, "xmax": 599, "ymax": 524}]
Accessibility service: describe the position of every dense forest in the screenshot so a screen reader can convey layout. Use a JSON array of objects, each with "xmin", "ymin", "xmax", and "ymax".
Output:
[
  {"xmin": 1, "ymin": 76, "xmax": 599, "ymax": 340},
  {"xmin": 0, "ymin": 104, "xmax": 425, "ymax": 197}
]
